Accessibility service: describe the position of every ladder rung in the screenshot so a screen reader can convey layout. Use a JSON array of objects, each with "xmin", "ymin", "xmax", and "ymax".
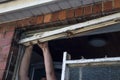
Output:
[
  {"xmin": 67, "ymin": 61, "xmax": 120, "ymax": 67},
  {"xmin": 65, "ymin": 57, "xmax": 120, "ymax": 67},
  {"xmin": 66, "ymin": 57, "xmax": 120, "ymax": 64}
]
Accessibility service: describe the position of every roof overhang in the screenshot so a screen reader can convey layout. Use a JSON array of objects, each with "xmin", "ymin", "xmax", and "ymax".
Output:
[
  {"xmin": 0, "ymin": 0, "xmax": 61, "ymax": 24},
  {"xmin": 0, "ymin": 0, "xmax": 57, "ymax": 14},
  {"xmin": 19, "ymin": 12, "xmax": 120, "ymax": 46},
  {"xmin": 0, "ymin": 0, "xmax": 104, "ymax": 24},
  {"xmin": 0, "ymin": 0, "xmax": 13, "ymax": 3}
]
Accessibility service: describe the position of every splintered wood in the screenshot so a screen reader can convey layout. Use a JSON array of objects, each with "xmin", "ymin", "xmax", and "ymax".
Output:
[{"xmin": 19, "ymin": 12, "xmax": 120, "ymax": 46}]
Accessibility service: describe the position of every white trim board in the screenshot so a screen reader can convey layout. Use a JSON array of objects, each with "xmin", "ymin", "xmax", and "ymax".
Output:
[
  {"xmin": 0, "ymin": 0, "xmax": 56, "ymax": 14},
  {"xmin": 19, "ymin": 12, "xmax": 120, "ymax": 46}
]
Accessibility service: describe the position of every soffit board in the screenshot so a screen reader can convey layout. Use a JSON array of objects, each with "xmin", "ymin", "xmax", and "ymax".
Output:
[{"xmin": 0, "ymin": 0, "xmax": 104, "ymax": 24}]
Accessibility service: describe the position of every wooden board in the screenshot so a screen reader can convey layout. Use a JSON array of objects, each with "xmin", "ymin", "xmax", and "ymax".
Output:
[{"xmin": 19, "ymin": 12, "xmax": 120, "ymax": 46}]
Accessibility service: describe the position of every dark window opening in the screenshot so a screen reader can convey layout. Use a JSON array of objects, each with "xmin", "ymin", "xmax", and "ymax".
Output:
[
  {"xmin": 28, "ymin": 30, "xmax": 120, "ymax": 80},
  {"xmin": 49, "ymin": 31, "xmax": 120, "ymax": 60},
  {"xmin": 29, "ymin": 44, "xmax": 62, "ymax": 80}
]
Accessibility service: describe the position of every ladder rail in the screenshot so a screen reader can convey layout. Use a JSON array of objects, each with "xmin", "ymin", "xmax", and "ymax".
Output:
[
  {"xmin": 61, "ymin": 52, "xmax": 120, "ymax": 80},
  {"xmin": 61, "ymin": 52, "xmax": 71, "ymax": 80}
]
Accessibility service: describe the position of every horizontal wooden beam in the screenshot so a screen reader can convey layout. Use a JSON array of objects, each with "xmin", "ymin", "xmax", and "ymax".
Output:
[{"xmin": 19, "ymin": 12, "xmax": 120, "ymax": 46}]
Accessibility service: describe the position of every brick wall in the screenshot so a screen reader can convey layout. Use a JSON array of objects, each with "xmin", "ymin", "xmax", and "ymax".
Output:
[
  {"xmin": 0, "ymin": 0, "xmax": 120, "ymax": 27},
  {"xmin": 0, "ymin": 0, "xmax": 119, "ymax": 29},
  {"xmin": 0, "ymin": 26, "xmax": 15, "ymax": 79}
]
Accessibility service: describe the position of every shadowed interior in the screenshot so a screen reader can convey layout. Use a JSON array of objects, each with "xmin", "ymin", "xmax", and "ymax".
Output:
[
  {"xmin": 29, "ymin": 30, "xmax": 120, "ymax": 80},
  {"xmin": 32, "ymin": 31, "xmax": 120, "ymax": 62}
]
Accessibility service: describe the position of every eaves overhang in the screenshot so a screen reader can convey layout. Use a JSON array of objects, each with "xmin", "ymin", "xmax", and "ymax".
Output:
[
  {"xmin": 0, "ymin": 0, "xmax": 61, "ymax": 24},
  {"xmin": 0, "ymin": 0, "xmax": 13, "ymax": 3},
  {"xmin": 0, "ymin": 0, "xmax": 57, "ymax": 14},
  {"xmin": 0, "ymin": 0, "xmax": 105, "ymax": 24}
]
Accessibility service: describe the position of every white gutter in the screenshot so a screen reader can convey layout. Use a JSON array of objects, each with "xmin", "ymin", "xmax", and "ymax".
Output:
[
  {"xmin": 19, "ymin": 12, "xmax": 120, "ymax": 46},
  {"xmin": 0, "ymin": 0, "xmax": 56, "ymax": 14}
]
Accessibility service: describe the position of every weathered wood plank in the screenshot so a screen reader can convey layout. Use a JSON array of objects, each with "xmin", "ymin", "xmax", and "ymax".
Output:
[{"xmin": 19, "ymin": 12, "xmax": 120, "ymax": 46}]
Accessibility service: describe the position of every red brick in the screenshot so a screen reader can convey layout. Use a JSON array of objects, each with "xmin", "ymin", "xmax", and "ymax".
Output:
[
  {"xmin": 4, "ymin": 31, "xmax": 14, "ymax": 40},
  {"xmin": 44, "ymin": 14, "xmax": 52, "ymax": 23},
  {"xmin": 36, "ymin": 15, "xmax": 44, "ymax": 24},
  {"xmin": 7, "ymin": 21, "xmax": 16, "ymax": 27},
  {"xmin": 0, "ymin": 54, "xmax": 8, "ymax": 62},
  {"xmin": 19, "ymin": 17, "xmax": 38, "ymax": 27},
  {"xmin": 84, "ymin": 5, "xmax": 92, "ymax": 15},
  {"xmin": 26, "ymin": 17, "xmax": 37, "ymax": 26},
  {"xmin": 58, "ymin": 10, "xmax": 67, "ymax": 20},
  {"xmin": 0, "ymin": 30, "xmax": 14, "ymax": 40},
  {"xmin": 16, "ymin": 20, "xmax": 25, "ymax": 27},
  {"xmin": 0, "ymin": 70, "xmax": 4, "ymax": 80},
  {"xmin": 0, "ymin": 27, "xmax": 6, "ymax": 33},
  {"xmin": 0, "ymin": 39, "xmax": 12, "ymax": 47},
  {"xmin": 16, "ymin": 18, "xmax": 31, "ymax": 27},
  {"xmin": 93, "ymin": 2, "xmax": 102, "ymax": 14},
  {"xmin": 0, "ymin": 47, "xmax": 2, "ymax": 52},
  {"xmin": 67, "ymin": 9, "xmax": 75, "ymax": 19},
  {"xmin": 0, "ymin": 33, "xmax": 3, "ymax": 39},
  {"xmin": 22, "ymin": 18, "xmax": 31, "ymax": 26},
  {"xmin": 75, "ymin": 7, "xmax": 83, "ymax": 17},
  {"xmin": 5, "ymin": 26, "xmax": 15, "ymax": 32},
  {"xmin": 114, "ymin": 0, "xmax": 120, "ymax": 9},
  {"xmin": 0, "ymin": 62, "xmax": 7, "ymax": 70},
  {"xmin": 51, "ymin": 12, "xmax": 59, "ymax": 22},
  {"xmin": 103, "ymin": 1, "xmax": 113, "ymax": 11},
  {"xmin": 1, "ymin": 45, "xmax": 11, "ymax": 55}
]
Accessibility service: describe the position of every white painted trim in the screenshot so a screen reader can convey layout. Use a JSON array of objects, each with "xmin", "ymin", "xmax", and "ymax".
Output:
[
  {"xmin": 66, "ymin": 57, "xmax": 120, "ymax": 64},
  {"xmin": 0, "ymin": 0, "xmax": 56, "ymax": 14},
  {"xmin": 61, "ymin": 52, "xmax": 67, "ymax": 80},
  {"xmin": 19, "ymin": 12, "xmax": 120, "ymax": 46},
  {"xmin": 61, "ymin": 52, "xmax": 70, "ymax": 80}
]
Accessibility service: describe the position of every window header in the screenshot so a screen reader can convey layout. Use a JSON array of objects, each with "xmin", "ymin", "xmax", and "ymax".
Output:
[{"xmin": 19, "ymin": 12, "xmax": 120, "ymax": 46}]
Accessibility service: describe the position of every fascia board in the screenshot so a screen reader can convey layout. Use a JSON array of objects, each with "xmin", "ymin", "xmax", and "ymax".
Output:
[{"xmin": 0, "ymin": 0, "xmax": 56, "ymax": 14}]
